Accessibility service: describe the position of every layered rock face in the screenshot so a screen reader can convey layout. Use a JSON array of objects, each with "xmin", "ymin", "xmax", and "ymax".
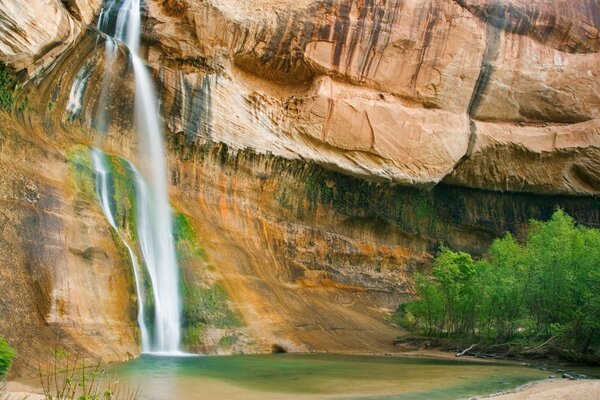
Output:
[
  {"xmin": 4, "ymin": 0, "xmax": 599, "ymax": 192},
  {"xmin": 0, "ymin": 113, "xmax": 139, "ymax": 375},
  {"xmin": 0, "ymin": 0, "xmax": 101, "ymax": 73},
  {"xmin": 0, "ymin": 0, "xmax": 599, "ymax": 369},
  {"xmin": 146, "ymin": 0, "xmax": 600, "ymax": 194}
]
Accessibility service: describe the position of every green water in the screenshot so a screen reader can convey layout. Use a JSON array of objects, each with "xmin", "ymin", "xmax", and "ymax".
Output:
[{"xmin": 113, "ymin": 353, "xmax": 548, "ymax": 399}]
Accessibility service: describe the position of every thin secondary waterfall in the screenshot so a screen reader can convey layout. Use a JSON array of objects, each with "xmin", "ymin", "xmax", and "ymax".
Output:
[
  {"xmin": 90, "ymin": 148, "xmax": 151, "ymax": 353},
  {"xmin": 95, "ymin": 0, "xmax": 182, "ymax": 353},
  {"xmin": 66, "ymin": 64, "xmax": 93, "ymax": 118},
  {"xmin": 127, "ymin": 157, "xmax": 182, "ymax": 353},
  {"xmin": 95, "ymin": 37, "xmax": 117, "ymax": 135}
]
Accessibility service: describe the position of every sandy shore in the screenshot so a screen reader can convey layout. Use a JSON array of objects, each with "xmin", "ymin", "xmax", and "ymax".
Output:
[
  {"xmin": 4, "ymin": 381, "xmax": 43, "ymax": 400},
  {"xmin": 397, "ymin": 349, "xmax": 600, "ymax": 399},
  {"xmin": 7, "ymin": 378, "xmax": 600, "ymax": 400},
  {"xmin": 487, "ymin": 378, "xmax": 600, "ymax": 400},
  {"xmin": 402, "ymin": 350, "xmax": 600, "ymax": 399}
]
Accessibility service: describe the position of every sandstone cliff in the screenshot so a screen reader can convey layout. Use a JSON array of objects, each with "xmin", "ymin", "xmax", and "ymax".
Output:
[
  {"xmin": 145, "ymin": 0, "xmax": 600, "ymax": 194},
  {"xmin": 0, "ymin": 0, "xmax": 599, "ymax": 371},
  {"xmin": 0, "ymin": 0, "xmax": 102, "ymax": 74}
]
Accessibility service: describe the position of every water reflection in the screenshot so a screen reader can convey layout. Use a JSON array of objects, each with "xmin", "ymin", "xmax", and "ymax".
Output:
[{"xmin": 113, "ymin": 354, "xmax": 549, "ymax": 400}]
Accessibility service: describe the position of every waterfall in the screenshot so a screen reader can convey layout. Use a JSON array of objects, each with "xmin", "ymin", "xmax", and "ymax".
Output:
[
  {"xmin": 90, "ymin": 148, "xmax": 151, "ymax": 353},
  {"xmin": 65, "ymin": 63, "xmax": 93, "ymax": 118},
  {"xmin": 93, "ymin": 0, "xmax": 182, "ymax": 353},
  {"xmin": 129, "ymin": 55, "xmax": 182, "ymax": 353}
]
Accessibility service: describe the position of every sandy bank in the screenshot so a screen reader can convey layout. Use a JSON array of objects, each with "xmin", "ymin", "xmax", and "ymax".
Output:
[
  {"xmin": 488, "ymin": 378, "xmax": 600, "ymax": 400},
  {"xmin": 4, "ymin": 381, "xmax": 43, "ymax": 400}
]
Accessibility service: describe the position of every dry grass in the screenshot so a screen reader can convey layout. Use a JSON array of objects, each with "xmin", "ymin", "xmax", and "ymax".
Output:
[{"xmin": 36, "ymin": 352, "xmax": 140, "ymax": 400}]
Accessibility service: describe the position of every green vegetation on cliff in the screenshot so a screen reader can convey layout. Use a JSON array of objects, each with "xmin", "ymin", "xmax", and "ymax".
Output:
[
  {"xmin": 174, "ymin": 212, "xmax": 244, "ymax": 349},
  {"xmin": 173, "ymin": 212, "xmax": 206, "ymax": 263},
  {"xmin": 0, "ymin": 63, "xmax": 17, "ymax": 111},
  {"xmin": 67, "ymin": 145, "xmax": 245, "ymax": 352},
  {"xmin": 66, "ymin": 146, "xmax": 96, "ymax": 199},
  {"xmin": 67, "ymin": 146, "xmax": 148, "ymax": 333},
  {"xmin": 399, "ymin": 210, "xmax": 600, "ymax": 361},
  {"xmin": 0, "ymin": 337, "xmax": 15, "ymax": 378}
]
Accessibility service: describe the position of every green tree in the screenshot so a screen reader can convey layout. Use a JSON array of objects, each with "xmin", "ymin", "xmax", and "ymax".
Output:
[
  {"xmin": 405, "ymin": 247, "xmax": 485, "ymax": 337},
  {"xmin": 480, "ymin": 234, "xmax": 528, "ymax": 340},
  {"xmin": 402, "ymin": 209, "xmax": 600, "ymax": 359},
  {"xmin": 524, "ymin": 210, "xmax": 579, "ymax": 337},
  {"xmin": 431, "ymin": 248, "xmax": 482, "ymax": 336},
  {"xmin": 406, "ymin": 274, "xmax": 444, "ymax": 335},
  {"xmin": 562, "ymin": 225, "xmax": 600, "ymax": 353}
]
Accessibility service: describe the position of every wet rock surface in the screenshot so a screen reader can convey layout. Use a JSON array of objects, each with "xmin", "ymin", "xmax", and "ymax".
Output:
[{"xmin": 0, "ymin": 0, "xmax": 599, "ymax": 368}]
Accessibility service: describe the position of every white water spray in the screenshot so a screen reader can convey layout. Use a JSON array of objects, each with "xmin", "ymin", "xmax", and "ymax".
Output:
[
  {"xmin": 90, "ymin": 148, "xmax": 151, "ymax": 353},
  {"xmin": 66, "ymin": 64, "xmax": 93, "ymax": 118},
  {"xmin": 97, "ymin": 0, "xmax": 182, "ymax": 353}
]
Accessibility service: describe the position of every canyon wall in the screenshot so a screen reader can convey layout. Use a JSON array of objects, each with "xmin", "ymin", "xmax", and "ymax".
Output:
[
  {"xmin": 0, "ymin": 0, "xmax": 599, "ymax": 371},
  {"xmin": 0, "ymin": 111, "xmax": 139, "ymax": 375},
  {"xmin": 146, "ymin": 0, "xmax": 600, "ymax": 194}
]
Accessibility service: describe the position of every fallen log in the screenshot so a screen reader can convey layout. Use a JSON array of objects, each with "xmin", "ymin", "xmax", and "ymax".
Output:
[{"xmin": 455, "ymin": 344, "xmax": 476, "ymax": 357}]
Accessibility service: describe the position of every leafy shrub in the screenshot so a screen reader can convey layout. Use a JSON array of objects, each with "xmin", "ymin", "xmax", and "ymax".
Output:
[
  {"xmin": 0, "ymin": 64, "xmax": 17, "ymax": 111},
  {"xmin": 0, "ymin": 337, "xmax": 15, "ymax": 379},
  {"xmin": 401, "ymin": 210, "xmax": 600, "ymax": 357}
]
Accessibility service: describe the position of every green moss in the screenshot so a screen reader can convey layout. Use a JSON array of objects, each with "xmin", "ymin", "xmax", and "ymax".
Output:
[
  {"xmin": 16, "ymin": 97, "xmax": 27, "ymax": 114},
  {"xmin": 182, "ymin": 325, "xmax": 205, "ymax": 347},
  {"xmin": 303, "ymin": 174, "xmax": 321, "ymax": 211},
  {"xmin": 106, "ymin": 156, "xmax": 138, "ymax": 242},
  {"xmin": 67, "ymin": 146, "xmax": 139, "ymax": 247},
  {"xmin": 173, "ymin": 212, "xmax": 206, "ymax": 262},
  {"xmin": 302, "ymin": 169, "xmax": 382, "ymax": 216},
  {"xmin": 413, "ymin": 193, "xmax": 436, "ymax": 221},
  {"xmin": 320, "ymin": 182, "xmax": 334, "ymax": 204},
  {"xmin": 181, "ymin": 281, "xmax": 244, "ymax": 347},
  {"xmin": 66, "ymin": 146, "xmax": 95, "ymax": 199},
  {"xmin": 296, "ymin": 164, "xmax": 448, "ymax": 240},
  {"xmin": 277, "ymin": 190, "xmax": 292, "ymax": 210},
  {"xmin": 218, "ymin": 335, "xmax": 238, "ymax": 349},
  {"xmin": 179, "ymin": 271, "xmax": 244, "ymax": 346},
  {"xmin": 173, "ymin": 211, "xmax": 244, "ymax": 348},
  {"xmin": 106, "ymin": 159, "xmax": 154, "ymax": 329},
  {"xmin": 0, "ymin": 63, "xmax": 17, "ymax": 111}
]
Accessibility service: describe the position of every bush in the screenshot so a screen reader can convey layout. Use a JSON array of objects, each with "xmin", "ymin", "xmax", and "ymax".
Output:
[
  {"xmin": 405, "ymin": 248, "xmax": 485, "ymax": 337},
  {"xmin": 0, "ymin": 337, "xmax": 15, "ymax": 378},
  {"xmin": 38, "ymin": 352, "xmax": 140, "ymax": 400},
  {"xmin": 0, "ymin": 64, "xmax": 17, "ymax": 111},
  {"xmin": 401, "ymin": 210, "xmax": 600, "ymax": 357}
]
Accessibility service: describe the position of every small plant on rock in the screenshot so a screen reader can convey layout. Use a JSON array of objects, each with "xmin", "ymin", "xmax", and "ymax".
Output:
[
  {"xmin": 0, "ymin": 337, "xmax": 15, "ymax": 379},
  {"xmin": 0, "ymin": 337, "xmax": 15, "ymax": 400},
  {"xmin": 38, "ymin": 351, "xmax": 140, "ymax": 400}
]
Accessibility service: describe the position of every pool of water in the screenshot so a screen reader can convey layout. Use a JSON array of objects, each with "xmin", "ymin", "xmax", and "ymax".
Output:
[{"xmin": 112, "ymin": 353, "xmax": 548, "ymax": 399}]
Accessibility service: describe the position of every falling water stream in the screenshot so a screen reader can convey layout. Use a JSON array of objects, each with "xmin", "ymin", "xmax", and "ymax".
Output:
[
  {"xmin": 65, "ymin": 63, "xmax": 93, "ymax": 118},
  {"xmin": 91, "ymin": 0, "xmax": 182, "ymax": 354},
  {"xmin": 90, "ymin": 148, "xmax": 151, "ymax": 352}
]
